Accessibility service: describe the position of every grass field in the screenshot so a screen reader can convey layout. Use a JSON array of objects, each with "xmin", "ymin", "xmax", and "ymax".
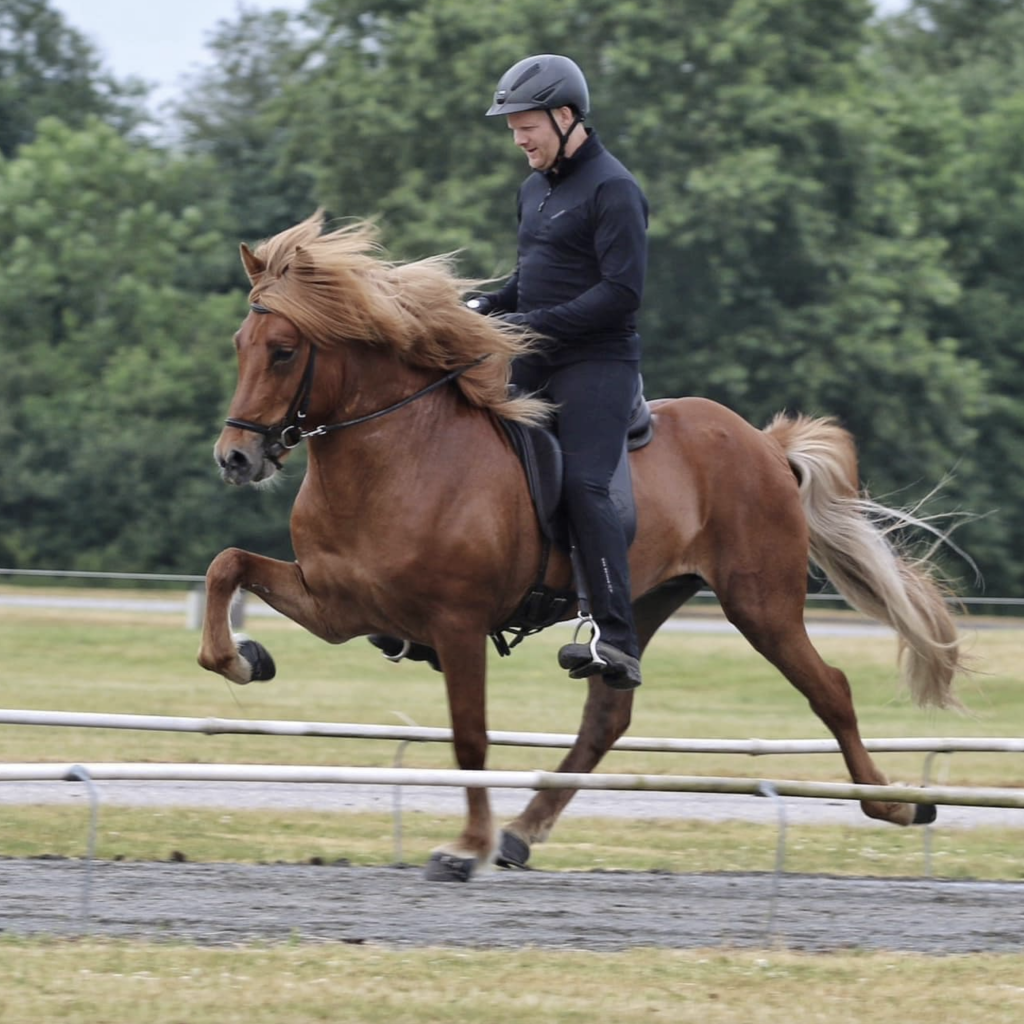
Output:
[
  {"xmin": 1, "ymin": 589, "xmax": 1022, "ymax": 876},
  {"xmin": 3, "ymin": 805, "xmax": 1023, "ymax": 879},
  {"xmin": 3, "ymin": 941, "xmax": 1023, "ymax": 1024},
  {"xmin": 2, "ymin": 588, "xmax": 1023, "ymax": 782},
  {"xmin": 2, "ymin": 590, "xmax": 1023, "ymax": 1019}
]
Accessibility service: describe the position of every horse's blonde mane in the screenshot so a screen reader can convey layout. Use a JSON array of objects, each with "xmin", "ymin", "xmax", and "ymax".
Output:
[{"xmin": 240, "ymin": 209, "xmax": 548, "ymax": 425}]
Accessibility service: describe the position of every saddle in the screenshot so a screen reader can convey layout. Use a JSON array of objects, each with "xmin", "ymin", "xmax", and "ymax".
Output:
[
  {"xmin": 499, "ymin": 375, "xmax": 653, "ymax": 551},
  {"xmin": 490, "ymin": 376, "xmax": 654, "ymax": 654},
  {"xmin": 370, "ymin": 379, "xmax": 655, "ymax": 668}
]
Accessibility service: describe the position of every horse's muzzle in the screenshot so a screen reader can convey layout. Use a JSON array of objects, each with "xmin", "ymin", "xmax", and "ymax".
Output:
[{"xmin": 216, "ymin": 443, "xmax": 277, "ymax": 486}]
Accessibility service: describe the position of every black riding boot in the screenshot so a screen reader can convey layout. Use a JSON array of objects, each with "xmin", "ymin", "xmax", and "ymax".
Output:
[
  {"xmin": 557, "ymin": 637, "xmax": 641, "ymax": 689},
  {"xmin": 556, "ymin": 531, "xmax": 641, "ymax": 690}
]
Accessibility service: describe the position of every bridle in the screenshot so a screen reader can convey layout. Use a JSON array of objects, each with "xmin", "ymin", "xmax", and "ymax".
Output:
[{"xmin": 225, "ymin": 302, "xmax": 484, "ymax": 460}]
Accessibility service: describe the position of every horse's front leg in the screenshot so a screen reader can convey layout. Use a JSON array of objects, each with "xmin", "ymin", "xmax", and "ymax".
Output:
[
  {"xmin": 423, "ymin": 631, "xmax": 494, "ymax": 883},
  {"xmin": 197, "ymin": 546, "xmax": 327, "ymax": 685}
]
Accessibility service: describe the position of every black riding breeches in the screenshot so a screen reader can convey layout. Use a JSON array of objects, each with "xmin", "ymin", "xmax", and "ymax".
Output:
[{"xmin": 511, "ymin": 358, "xmax": 641, "ymax": 659}]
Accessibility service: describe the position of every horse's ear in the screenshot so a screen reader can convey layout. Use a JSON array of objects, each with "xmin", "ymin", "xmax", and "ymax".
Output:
[{"xmin": 239, "ymin": 243, "xmax": 266, "ymax": 283}]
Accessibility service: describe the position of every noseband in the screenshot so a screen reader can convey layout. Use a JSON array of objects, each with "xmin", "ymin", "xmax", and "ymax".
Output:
[{"xmin": 225, "ymin": 303, "xmax": 484, "ymax": 459}]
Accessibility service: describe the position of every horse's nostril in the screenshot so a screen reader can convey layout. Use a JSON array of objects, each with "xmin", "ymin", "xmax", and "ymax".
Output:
[{"xmin": 219, "ymin": 448, "xmax": 252, "ymax": 476}]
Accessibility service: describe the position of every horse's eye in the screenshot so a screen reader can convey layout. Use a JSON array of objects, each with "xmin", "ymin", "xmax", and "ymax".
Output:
[{"xmin": 271, "ymin": 348, "xmax": 296, "ymax": 365}]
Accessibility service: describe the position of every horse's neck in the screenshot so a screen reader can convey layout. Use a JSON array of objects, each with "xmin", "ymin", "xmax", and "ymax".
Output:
[
  {"xmin": 320, "ymin": 346, "xmax": 422, "ymax": 423},
  {"xmin": 303, "ymin": 354, "xmax": 486, "ymax": 501}
]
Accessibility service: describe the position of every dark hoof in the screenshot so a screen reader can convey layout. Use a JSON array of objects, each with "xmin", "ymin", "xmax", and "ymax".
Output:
[
  {"xmin": 495, "ymin": 830, "xmax": 531, "ymax": 870},
  {"xmin": 913, "ymin": 802, "xmax": 938, "ymax": 825},
  {"xmin": 235, "ymin": 636, "xmax": 276, "ymax": 682},
  {"xmin": 423, "ymin": 851, "xmax": 476, "ymax": 882}
]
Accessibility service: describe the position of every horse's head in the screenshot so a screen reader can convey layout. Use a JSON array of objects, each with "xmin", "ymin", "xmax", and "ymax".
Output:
[
  {"xmin": 215, "ymin": 305, "xmax": 313, "ymax": 485},
  {"xmin": 214, "ymin": 212, "xmax": 549, "ymax": 486}
]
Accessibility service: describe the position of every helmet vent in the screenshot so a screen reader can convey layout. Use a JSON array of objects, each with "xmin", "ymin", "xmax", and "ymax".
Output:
[
  {"xmin": 533, "ymin": 81, "xmax": 563, "ymax": 103},
  {"xmin": 510, "ymin": 62, "xmax": 543, "ymax": 92}
]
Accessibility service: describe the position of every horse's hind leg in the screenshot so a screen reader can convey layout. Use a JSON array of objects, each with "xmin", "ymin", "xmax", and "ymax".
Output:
[
  {"xmin": 499, "ymin": 577, "xmax": 703, "ymax": 868},
  {"xmin": 721, "ymin": 585, "xmax": 926, "ymax": 827},
  {"xmin": 498, "ymin": 679, "xmax": 634, "ymax": 869}
]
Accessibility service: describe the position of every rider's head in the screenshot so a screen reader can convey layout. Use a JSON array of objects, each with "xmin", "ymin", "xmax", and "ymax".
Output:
[{"xmin": 485, "ymin": 54, "xmax": 590, "ymax": 172}]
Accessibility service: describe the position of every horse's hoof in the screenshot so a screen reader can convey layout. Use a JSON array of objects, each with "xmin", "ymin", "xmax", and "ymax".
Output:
[
  {"xmin": 423, "ymin": 851, "xmax": 476, "ymax": 882},
  {"xmin": 233, "ymin": 634, "xmax": 276, "ymax": 682},
  {"xmin": 913, "ymin": 802, "xmax": 937, "ymax": 826},
  {"xmin": 495, "ymin": 830, "xmax": 532, "ymax": 869}
]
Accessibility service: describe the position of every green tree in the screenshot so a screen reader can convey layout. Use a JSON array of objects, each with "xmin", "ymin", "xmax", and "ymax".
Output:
[
  {"xmin": 2, "ymin": 0, "xmax": 1017, "ymax": 596},
  {"xmin": 164, "ymin": 0, "xmax": 994, "ymax": 585},
  {"xmin": 0, "ymin": 118, "xmax": 298, "ymax": 571},
  {"xmin": 173, "ymin": 6, "xmax": 318, "ymax": 241},
  {"xmin": 0, "ymin": 0, "xmax": 145, "ymax": 157},
  {"xmin": 872, "ymin": 0, "xmax": 1024, "ymax": 593},
  {"xmin": 271, "ymin": 0, "xmax": 981, "ymax": 484}
]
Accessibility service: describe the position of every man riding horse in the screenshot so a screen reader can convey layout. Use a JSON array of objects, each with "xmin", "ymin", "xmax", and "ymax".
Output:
[{"xmin": 374, "ymin": 53, "xmax": 650, "ymax": 689}]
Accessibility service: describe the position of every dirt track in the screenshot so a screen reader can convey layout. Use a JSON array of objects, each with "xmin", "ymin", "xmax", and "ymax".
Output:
[
  {"xmin": 3, "ymin": 858, "xmax": 1023, "ymax": 953},
  {"xmin": 3, "ymin": 778, "xmax": 1022, "ymax": 954}
]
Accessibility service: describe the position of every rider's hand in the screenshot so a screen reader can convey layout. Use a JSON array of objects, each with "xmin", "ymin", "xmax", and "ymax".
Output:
[
  {"xmin": 465, "ymin": 296, "xmax": 494, "ymax": 315},
  {"xmin": 496, "ymin": 311, "xmax": 529, "ymax": 328}
]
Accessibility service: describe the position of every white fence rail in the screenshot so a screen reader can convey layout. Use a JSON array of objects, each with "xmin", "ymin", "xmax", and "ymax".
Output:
[
  {"xmin": 4, "ymin": 708, "xmax": 1024, "ymax": 756},
  {"xmin": 3, "ymin": 761, "xmax": 1024, "ymax": 810},
  {"xmin": 3, "ymin": 707, "xmax": 1021, "ymax": 926},
  {"xmin": 3, "ymin": 710, "xmax": 1023, "ymax": 816}
]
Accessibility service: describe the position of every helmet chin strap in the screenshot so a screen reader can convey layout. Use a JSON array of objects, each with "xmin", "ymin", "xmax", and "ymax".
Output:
[{"xmin": 545, "ymin": 109, "xmax": 584, "ymax": 172}]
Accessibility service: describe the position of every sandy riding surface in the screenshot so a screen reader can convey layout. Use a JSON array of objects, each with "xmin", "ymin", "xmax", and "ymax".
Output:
[{"xmin": 3, "ymin": 859, "xmax": 1022, "ymax": 953}]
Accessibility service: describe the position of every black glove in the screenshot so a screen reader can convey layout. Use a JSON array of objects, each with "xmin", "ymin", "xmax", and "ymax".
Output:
[
  {"xmin": 496, "ymin": 311, "xmax": 529, "ymax": 327},
  {"xmin": 465, "ymin": 295, "xmax": 495, "ymax": 315}
]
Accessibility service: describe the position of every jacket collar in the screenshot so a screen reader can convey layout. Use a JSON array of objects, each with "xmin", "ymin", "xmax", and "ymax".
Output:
[{"xmin": 543, "ymin": 128, "xmax": 603, "ymax": 183}]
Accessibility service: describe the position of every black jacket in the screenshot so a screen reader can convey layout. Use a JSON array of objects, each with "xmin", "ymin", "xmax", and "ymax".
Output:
[{"xmin": 486, "ymin": 130, "xmax": 648, "ymax": 365}]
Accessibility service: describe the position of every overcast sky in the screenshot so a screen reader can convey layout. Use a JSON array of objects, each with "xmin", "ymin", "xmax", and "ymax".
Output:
[
  {"xmin": 53, "ymin": 0, "xmax": 912, "ymax": 116},
  {"xmin": 52, "ymin": 0, "xmax": 307, "ymax": 111}
]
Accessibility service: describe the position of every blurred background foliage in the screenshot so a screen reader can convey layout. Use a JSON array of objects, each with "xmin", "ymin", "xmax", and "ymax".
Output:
[{"xmin": 1, "ymin": 0, "xmax": 1021, "ymax": 596}]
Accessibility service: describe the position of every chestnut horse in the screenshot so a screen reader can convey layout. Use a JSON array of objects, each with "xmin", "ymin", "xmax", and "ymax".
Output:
[{"xmin": 198, "ymin": 210, "xmax": 964, "ymax": 881}]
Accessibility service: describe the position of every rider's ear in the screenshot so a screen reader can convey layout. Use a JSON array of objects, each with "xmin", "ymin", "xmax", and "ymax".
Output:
[{"xmin": 240, "ymin": 243, "xmax": 266, "ymax": 283}]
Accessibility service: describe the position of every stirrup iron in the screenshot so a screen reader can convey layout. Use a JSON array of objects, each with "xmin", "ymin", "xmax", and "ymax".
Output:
[
  {"xmin": 569, "ymin": 615, "xmax": 606, "ymax": 667},
  {"xmin": 383, "ymin": 639, "xmax": 412, "ymax": 663}
]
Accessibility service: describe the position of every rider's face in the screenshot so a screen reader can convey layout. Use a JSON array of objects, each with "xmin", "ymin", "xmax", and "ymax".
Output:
[{"xmin": 507, "ymin": 108, "xmax": 574, "ymax": 172}]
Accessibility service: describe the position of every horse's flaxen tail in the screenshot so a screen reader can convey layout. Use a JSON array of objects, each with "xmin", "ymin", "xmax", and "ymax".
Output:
[{"xmin": 764, "ymin": 413, "xmax": 964, "ymax": 710}]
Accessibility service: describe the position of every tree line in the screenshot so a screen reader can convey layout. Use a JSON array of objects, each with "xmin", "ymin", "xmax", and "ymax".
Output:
[{"xmin": 1, "ymin": 0, "xmax": 1022, "ymax": 598}]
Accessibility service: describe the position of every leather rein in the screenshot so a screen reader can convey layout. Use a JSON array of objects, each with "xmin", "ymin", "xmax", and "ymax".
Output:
[{"xmin": 225, "ymin": 302, "xmax": 484, "ymax": 457}]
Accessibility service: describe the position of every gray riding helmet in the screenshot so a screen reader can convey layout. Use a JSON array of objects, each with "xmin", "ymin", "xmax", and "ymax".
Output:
[{"xmin": 485, "ymin": 54, "xmax": 590, "ymax": 118}]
